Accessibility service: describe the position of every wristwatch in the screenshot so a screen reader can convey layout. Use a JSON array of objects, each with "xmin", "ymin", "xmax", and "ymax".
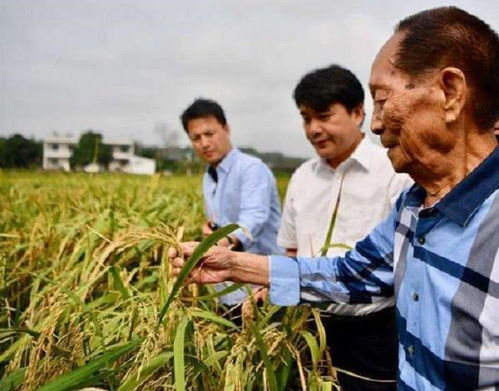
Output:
[{"xmin": 226, "ymin": 235, "xmax": 243, "ymax": 252}]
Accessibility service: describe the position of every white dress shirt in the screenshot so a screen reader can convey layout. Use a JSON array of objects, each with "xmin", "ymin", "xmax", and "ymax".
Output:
[{"xmin": 277, "ymin": 136, "xmax": 412, "ymax": 315}]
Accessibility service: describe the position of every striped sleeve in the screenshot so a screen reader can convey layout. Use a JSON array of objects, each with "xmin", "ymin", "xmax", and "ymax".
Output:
[{"xmin": 269, "ymin": 198, "xmax": 400, "ymax": 306}]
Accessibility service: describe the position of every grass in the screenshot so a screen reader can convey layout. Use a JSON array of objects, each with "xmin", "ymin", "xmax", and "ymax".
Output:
[{"xmin": 0, "ymin": 171, "xmax": 337, "ymax": 390}]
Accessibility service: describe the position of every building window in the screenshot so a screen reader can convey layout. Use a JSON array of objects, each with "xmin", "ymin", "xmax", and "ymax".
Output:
[
  {"xmin": 51, "ymin": 144, "xmax": 59, "ymax": 150},
  {"xmin": 120, "ymin": 145, "xmax": 129, "ymax": 153}
]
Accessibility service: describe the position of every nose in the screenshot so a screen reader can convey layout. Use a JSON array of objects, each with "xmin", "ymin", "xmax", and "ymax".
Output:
[
  {"xmin": 306, "ymin": 118, "xmax": 323, "ymax": 138},
  {"xmin": 371, "ymin": 109, "xmax": 384, "ymax": 136},
  {"xmin": 199, "ymin": 136, "xmax": 210, "ymax": 150}
]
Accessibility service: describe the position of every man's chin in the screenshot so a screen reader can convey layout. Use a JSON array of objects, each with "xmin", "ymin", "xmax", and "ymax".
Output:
[
  {"xmin": 386, "ymin": 149, "xmax": 408, "ymax": 173},
  {"xmin": 315, "ymin": 147, "xmax": 335, "ymax": 160},
  {"xmin": 386, "ymin": 147, "xmax": 396, "ymax": 161},
  {"xmin": 202, "ymin": 153, "xmax": 215, "ymax": 162},
  {"xmin": 204, "ymin": 155, "xmax": 222, "ymax": 165}
]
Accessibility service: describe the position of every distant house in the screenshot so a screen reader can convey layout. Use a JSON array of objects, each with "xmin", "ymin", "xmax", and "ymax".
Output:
[
  {"xmin": 125, "ymin": 155, "xmax": 156, "ymax": 175},
  {"xmin": 107, "ymin": 140, "xmax": 156, "ymax": 175},
  {"xmin": 42, "ymin": 136, "xmax": 156, "ymax": 175},
  {"xmin": 107, "ymin": 140, "xmax": 136, "ymax": 172},
  {"xmin": 42, "ymin": 136, "xmax": 77, "ymax": 172}
]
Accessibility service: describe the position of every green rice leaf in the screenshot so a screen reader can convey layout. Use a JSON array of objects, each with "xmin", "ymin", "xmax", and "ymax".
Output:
[
  {"xmin": 326, "ymin": 242, "xmax": 353, "ymax": 251},
  {"xmin": 276, "ymin": 351, "xmax": 294, "ymax": 391},
  {"xmin": 320, "ymin": 381, "xmax": 333, "ymax": 391},
  {"xmin": 174, "ymin": 318, "xmax": 191, "ymax": 391},
  {"xmin": 190, "ymin": 309, "xmax": 238, "ymax": 329},
  {"xmin": 195, "ymin": 283, "xmax": 244, "ymax": 300},
  {"xmin": 118, "ymin": 351, "xmax": 174, "ymax": 391},
  {"xmin": 0, "ymin": 367, "xmax": 26, "ymax": 390},
  {"xmin": 300, "ymin": 330, "xmax": 320, "ymax": 370},
  {"xmin": 0, "ymin": 334, "xmax": 31, "ymax": 363},
  {"xmin": 109, "ymin": 266, "xmax": 130, "ymax": 299},
  {"xmin": 250, "ymin": 323, "xmax": 278, "ymax": 391},
  {"xmin": 257, "ymin": 306, "xmax": 283, "ymax": 328},
  {"xmin": 158, "ymin": 223, "xmax": 239, "ymax": 323},
  {"xmin": 202, "ymin": 350, "xmax": 228, "ymax": 368},
  {"xmin": 37, "ymin": 339, "xmax": 141, "ymax": 391},
  {"xmin": 311, "ymin": 309, "xmax": 326, "ymax": 366}
]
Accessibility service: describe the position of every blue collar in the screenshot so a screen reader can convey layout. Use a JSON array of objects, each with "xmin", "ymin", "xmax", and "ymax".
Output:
[
  {"xmin": 217, "ymin": 148, "xmax": 238, "ymax": 173},
  {"xmin": 405, "ymin": 147, "xmax": 499, "ymax": 226},
  {"xmin": 205, "ymin": 148, "xmax": 239, "ymax": 179}
]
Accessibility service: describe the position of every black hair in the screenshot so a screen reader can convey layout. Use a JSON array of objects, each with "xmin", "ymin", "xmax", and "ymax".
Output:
[
  {"xmin": 395, "ymin": 6, "xmax": 499, "ymax": 130},
  {"xmin": 180, "ymin": 98, "xmax": 227, "ymax": 132},
  {"xmin": 293, "ymin": 64, "xmax": 364, "ymax": 113}
]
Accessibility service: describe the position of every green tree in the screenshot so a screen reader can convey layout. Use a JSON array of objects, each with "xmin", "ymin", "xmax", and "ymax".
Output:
[
  {"xmin": 0, "ymin": 137, "xmax": 5, "ymax": 167},
  {"xmin": 0, "ymin": 134, "xmax": 42, "ymax": 168},
  {"xmin": 70, "ymin": 131, "xmax": 112, "ymax": 169}
]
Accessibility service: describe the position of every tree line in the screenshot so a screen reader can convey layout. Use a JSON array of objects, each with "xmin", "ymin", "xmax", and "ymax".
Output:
[
  {"xmin": 0, "ymin": 131, "xmax": 198, "ymax": 172},
  {"xmin": 1, "ymin": 130, "xmax": 304, "ymax": 173}
]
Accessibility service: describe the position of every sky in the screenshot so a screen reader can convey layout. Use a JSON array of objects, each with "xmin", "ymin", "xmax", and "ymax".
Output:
[{"xmin": 1, "ymin": 0, "xmax": 498, "ymax": 158}]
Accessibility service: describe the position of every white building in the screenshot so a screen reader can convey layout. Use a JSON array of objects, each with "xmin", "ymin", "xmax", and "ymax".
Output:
[
  {"xmin": 107, "ymin": 140, "xmax": 156, "ymax": 175},
  {"xmin": 42, "ymin": 136, "xmax": 77, "ymax": 172},
  {"xmin": 107, "ymin": 140, "xmax": 135, "ymax": 172},
  {"xmin": 124, "ymin": 155, "xmax": 156, "ymax": 175},
  {"xmin": 42, "ymin": 136, "xmax": 156, "ymax": 175}
]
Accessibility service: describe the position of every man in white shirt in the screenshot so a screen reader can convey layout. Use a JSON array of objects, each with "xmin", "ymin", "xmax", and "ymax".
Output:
[{"xmin": 278, "ymin": 65, "xmax": 412, "ymax": 390}]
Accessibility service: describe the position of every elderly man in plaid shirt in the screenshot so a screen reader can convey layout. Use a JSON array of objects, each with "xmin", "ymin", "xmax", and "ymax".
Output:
[{"xmin": 171, "ymin": 6, "xmax": 499, "ymax": 390}]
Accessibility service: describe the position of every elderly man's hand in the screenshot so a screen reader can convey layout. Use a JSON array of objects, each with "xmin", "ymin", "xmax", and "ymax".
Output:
[{"xmin": 168, "ymin": 242, "xmax": 235, "ymax": 284}]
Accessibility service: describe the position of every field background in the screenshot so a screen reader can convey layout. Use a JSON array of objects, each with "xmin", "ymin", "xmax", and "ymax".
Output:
[{"xmin": 0, "ymin": 172, "xmax": 336, "ymax": 391}]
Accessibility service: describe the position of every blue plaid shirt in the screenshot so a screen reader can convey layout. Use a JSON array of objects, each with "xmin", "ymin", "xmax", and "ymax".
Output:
[{"xmin": 270, "ymin": 147, "xmax": 499, "ymax": 390}]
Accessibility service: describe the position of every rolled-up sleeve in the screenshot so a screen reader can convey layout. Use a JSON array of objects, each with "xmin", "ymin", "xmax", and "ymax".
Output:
[
  {"xmin": 269, "ymin": 201, "xmax": 399, "ymax": 306},
  {"xmin": 269, "ymin": 255, "xmax": 301, "ymax": 305}
]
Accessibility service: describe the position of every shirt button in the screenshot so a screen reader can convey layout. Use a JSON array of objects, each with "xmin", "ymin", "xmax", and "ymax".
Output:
[
  {"xmin": 412, "ymin": 293, "xmax": 419, "ymax": 302},
  {"xmin": 408, "ymin": 345, "xmax": 415, "ymax": 356},
  {"xmin": 418, "ymin": 236, "xmax": 425, "ymax": 245}
]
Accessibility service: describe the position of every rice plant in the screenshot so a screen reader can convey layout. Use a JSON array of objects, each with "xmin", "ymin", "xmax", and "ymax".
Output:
[{"xmin": 0, "ymin": 171, "xmax": 337, "ymax": 390}]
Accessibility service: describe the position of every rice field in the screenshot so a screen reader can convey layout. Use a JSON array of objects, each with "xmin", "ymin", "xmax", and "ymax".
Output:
[{"xmin": 0, "ymin": 171, "xmax": 337, "ymax": 391}]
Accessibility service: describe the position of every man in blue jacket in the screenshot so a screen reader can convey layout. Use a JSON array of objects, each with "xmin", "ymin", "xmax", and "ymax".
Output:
[{"xmin": 180, "ymin": 98, "xmax": 281, "ymax": 319}]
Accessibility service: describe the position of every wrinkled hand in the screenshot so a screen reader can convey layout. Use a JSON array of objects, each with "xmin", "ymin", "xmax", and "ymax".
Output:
[{"xmin": 168, "ymin": 242, "xmax": 235, "ymax": 284}]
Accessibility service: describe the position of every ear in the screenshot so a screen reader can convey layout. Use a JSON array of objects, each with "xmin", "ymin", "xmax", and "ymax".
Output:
[
  {"xmin": 439, "ymin": 67, "xmax": 467, "ymax": 124},
  {"xmin": 352, "ymin": 104, "xmax": 366, "ymax": 127}
]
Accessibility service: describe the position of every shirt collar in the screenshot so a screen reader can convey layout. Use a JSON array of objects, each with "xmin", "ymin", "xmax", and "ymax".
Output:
[
  {"xmin": 405, "ymin": 147, "xmax": 499, "ymax": 226},
  {"xmin": 212, "ymin": 147, "xmax": 238, "ymax": 174},
  {"xmin": 319, "ymin": 135, "xmax": 372, "ymax": 172},
  {"xmin": 348, "ymin": 135, "xmax": 373, "ymax": 171}
]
